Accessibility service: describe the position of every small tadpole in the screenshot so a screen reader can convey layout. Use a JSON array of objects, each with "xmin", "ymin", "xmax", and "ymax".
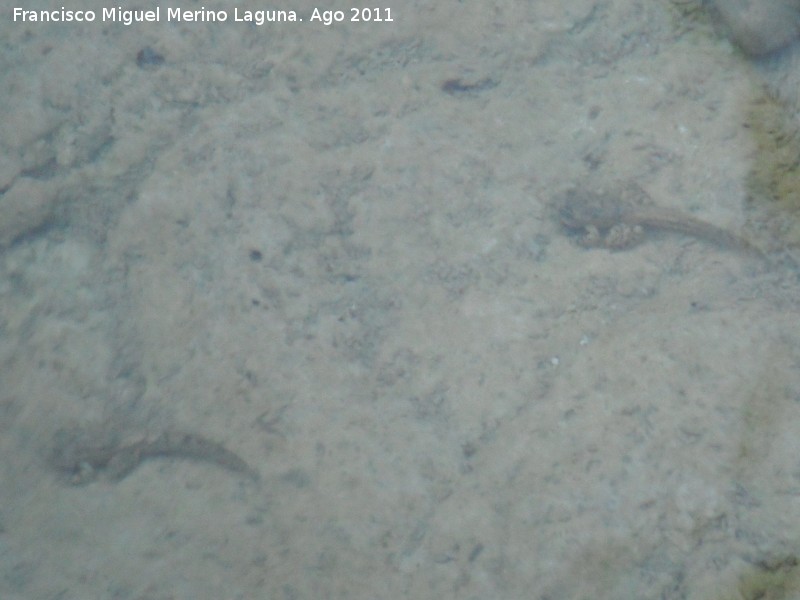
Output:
[
  {"xmin": 136, "ymin": 46, "xmax": 165, "ymax": 68},
  {"xmin": 441, "ymin": 77, "xmax": 498, "ymax": 96}
]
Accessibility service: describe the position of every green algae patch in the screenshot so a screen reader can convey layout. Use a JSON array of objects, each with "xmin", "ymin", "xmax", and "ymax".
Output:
[
  {"xmin": 735, "ymin": 557, "xmax": 800, "ymax": 600},
  {"xmin": 745, "ymin": 93, "xmax": 800, "ymax": 247}
]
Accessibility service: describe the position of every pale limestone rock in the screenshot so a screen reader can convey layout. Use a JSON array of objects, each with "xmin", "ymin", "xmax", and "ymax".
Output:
[
  {"xmin": 0, "ymin": 177, "xmax": 58, "ymax": 247},
  {"xmin": 713, "ymin": 0, "xmax": 800, "ymax": 56}
]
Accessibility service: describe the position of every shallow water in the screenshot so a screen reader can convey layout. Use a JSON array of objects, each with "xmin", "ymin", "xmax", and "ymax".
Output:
[{"xmin": 3, "ymin": 1, "xmax": 800, "ymax": 598}]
